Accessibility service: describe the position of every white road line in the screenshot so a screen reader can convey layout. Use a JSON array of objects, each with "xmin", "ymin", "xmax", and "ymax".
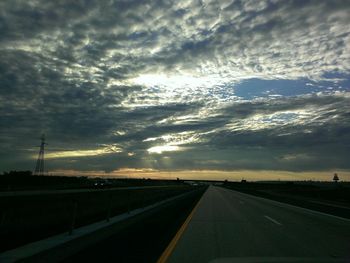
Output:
[{"xmin": 264, "ymin": 215, "xmax": 282, "ymax": 225}]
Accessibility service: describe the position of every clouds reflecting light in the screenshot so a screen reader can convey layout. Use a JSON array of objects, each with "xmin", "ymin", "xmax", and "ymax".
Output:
[{"xmin": 1, "ymin": 0, "xmax": 350, "ymax": 179}]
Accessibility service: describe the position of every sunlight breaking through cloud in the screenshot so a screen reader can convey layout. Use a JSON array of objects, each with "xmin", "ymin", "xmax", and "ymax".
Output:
[{"xmin": 147, "ymin": 145, "xmax": 180, "ymax": 154}]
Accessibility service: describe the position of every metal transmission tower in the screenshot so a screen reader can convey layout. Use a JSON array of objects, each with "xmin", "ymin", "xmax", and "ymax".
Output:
[{"xmin": 34, "ymin": 134, "xmax": 46, "ymax": 176}]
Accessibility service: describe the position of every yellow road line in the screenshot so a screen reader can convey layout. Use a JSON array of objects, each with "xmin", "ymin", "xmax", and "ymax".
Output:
[{"xmin": 157, "ymin": 197, "xmax": 202, "ymax": 263}]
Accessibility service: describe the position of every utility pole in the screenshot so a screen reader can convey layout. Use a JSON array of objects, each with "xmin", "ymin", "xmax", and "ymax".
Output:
[
  {"xmin": 333, "ymin": 173, "xmax": 339, "ymax": 183},
  {"xmin": 34, "ymin": 134, "xmax": 46, "ymax": 176}
]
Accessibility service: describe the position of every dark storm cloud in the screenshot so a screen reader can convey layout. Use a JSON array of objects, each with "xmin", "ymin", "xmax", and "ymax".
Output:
[{"xmin": 0, "ymin": 0, "xmax": 349, "ymax": 174}]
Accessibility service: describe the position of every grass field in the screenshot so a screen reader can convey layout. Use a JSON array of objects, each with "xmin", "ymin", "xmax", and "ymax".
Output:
[
  {"xmin": 222, "ymin": 181, "xmax": 350, "ymax": 218},
  {"xmin": 0, "ymin": 173, "xmax": 186, "ymax": 191}
]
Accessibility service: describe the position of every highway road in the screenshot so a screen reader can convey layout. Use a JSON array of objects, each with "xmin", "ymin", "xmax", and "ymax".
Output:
[{"xmin": 163, "ymin": 186, "xmax": 350, "ymax": 263}]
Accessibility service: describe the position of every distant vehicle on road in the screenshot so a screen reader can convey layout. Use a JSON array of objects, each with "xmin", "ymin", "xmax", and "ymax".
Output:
[{"xmin": 93, "ymin": 179, "xmax": 112, "ymax": 188}]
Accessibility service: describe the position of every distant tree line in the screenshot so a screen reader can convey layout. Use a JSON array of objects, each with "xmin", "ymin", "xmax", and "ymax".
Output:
[{"xmin": 1, "ymin": 170, "xmax": 33, "ymax": 176}]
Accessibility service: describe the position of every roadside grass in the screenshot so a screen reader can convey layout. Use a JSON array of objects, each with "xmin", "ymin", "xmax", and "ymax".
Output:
[{"xmin": 222, "ymin": 182, "xmax": 350, "ymax": 219}]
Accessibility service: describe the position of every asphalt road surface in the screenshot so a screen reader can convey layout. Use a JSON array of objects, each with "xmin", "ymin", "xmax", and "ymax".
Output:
[{"xmin": 164, "ymin": 186, "xmax": 350, "ymax": 263}]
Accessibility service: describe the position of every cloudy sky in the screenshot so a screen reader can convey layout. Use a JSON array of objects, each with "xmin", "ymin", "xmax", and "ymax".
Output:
[{"xmin": 1, "ymin": 0, "xmax": 350, "ymax": 180}]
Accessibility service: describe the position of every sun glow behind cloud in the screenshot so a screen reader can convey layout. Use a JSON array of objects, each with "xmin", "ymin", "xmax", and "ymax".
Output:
[
  {"xmin": 147, "ymin": 145, "xmax": 180, "ymax": 154},
  {"xmin": 123, "ymin": 73, "xmax": 238, "ymax": 107},
  {"xmin": 132, "ymin": 74, "xmax": 227, "ymax": 90},
  {"xmin": 145, "ymin": 131, "xmax": 200, "ymax": 154}
]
